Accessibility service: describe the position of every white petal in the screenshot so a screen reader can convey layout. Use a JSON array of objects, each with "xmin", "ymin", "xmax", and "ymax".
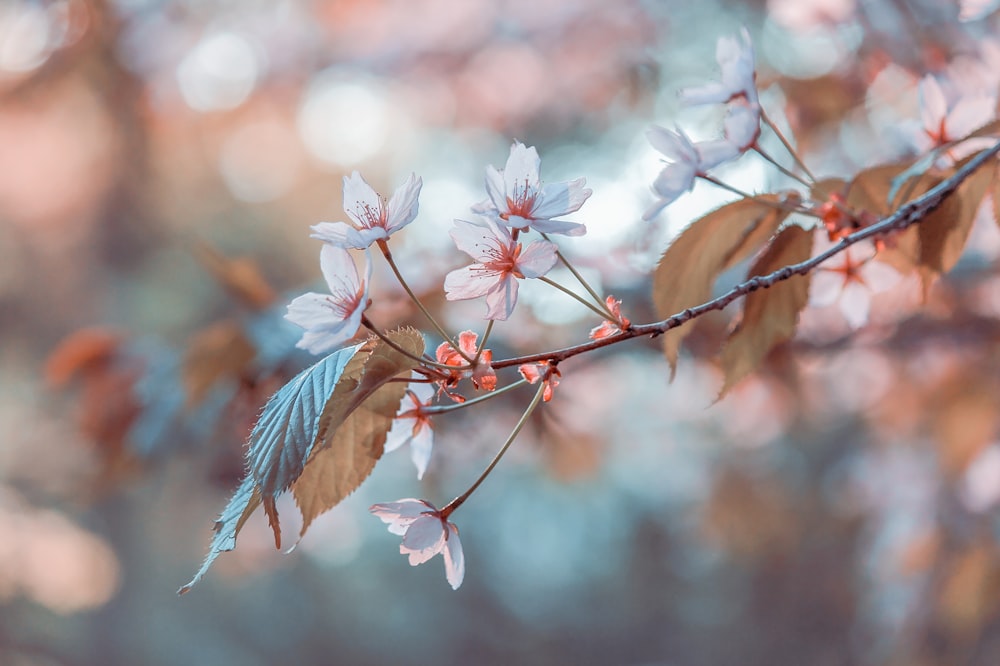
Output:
[
  {"xmin": 652, "ymin": 162, "xmax": 696, "ymax": 201},
  {"xmin": 532, "ymin": 178, "xmax": 592, "ymax": 219},
  {"xmin": 643, "ymin": 197, "xmax": 671, "ymax": 221},
  {"xmin": 483, "ymin": 167, "xmax": 508, "ymax": 214},
  {"xmin": 409, "ymin": 424, "xmax": 434, "ymax": 480},
  {"xmin": 402, "ymin": 515, "xmax": 446, "ymax": 564},
  {"xmin": 349, "ymin": 227, "xmax": 389, "ymax": 249},
  {"xmin": 862, "ymin": 259, "xmax": 902, "ymax": 293},
  {"xmin": 319, "ymin": 245, "xmax": 361, "ymax": 295},
  {"xmin": 442, "ymin": 524, "xmax": 465, "ymax": 590},
  {"xmin": 839, "ymin": 281, "xmax": 871, "ymax": 329},
  {"xmin": 679, "ymin": 81, "xmax": 731, "ymax": 106},
  {"xmin": 723, "ymin": 104, "xmax": 760, "ymax": 151},
  {"xmin": 809, "ymin": 270, "xmax": 845, "ymax": 308},
  {"xmin": 444, "ymin": 264, "xmax": 502, "ymax": 300},
  {"xmin": 695, "ymin": 139, "xmax": 741, "ymax": 170},
  {"xmin": 449, "ymin": 217, "xmax": 511, "ymax": 261},
  {"xmin": 517, "ymin": 240, "xmax": 558, "ymax": 278},
  {"xmin": 342, "ymin": 171, "xmax": 383, "ymax": 229},
  {"xmin": 528, "ymin": 218, "xmax": 587, "ymax": 236},
  {"xmin": 646, "ymin": 125, "xmax": 696, "ymax": 162},
  {"xmin": 370, "ymin": 499, "xmax": 433, "ymax": 535},
  {"xmin": 502, "ymin": 141, "xmax": 541, "ymax": 200},
  {"xmin": 285, "ymin": 292, "xmax": 336, "ymax": 329},
  {"xmin": 383, "ymin": 415, "xmax": 415, "ymax": 453},
  {"xmin": 947, "ymin": 96, "xmax": 997, "ymax": 139},
  {"xmin": 919, "ymin": 76, "xmax": 947, "ymax": 132},
  {"xmin": 385, "ymin": 173, "xmax": 422, "ymax": 233},
  {"xmin": 310, "ymin": 222, "xmax": 354, "ymax": 247},
  {"xmin": 484, "ymin": 276, "xmax": 518, "ymax": 320}
]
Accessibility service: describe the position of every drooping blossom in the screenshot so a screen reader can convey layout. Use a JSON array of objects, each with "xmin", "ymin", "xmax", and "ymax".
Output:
[
  {"xmin": 589, "ymin": 296, "xmax": 631, "ymax": 340},
  {"xmin": 370, "ymin": 499, "xmax": 464, "ymax": 590},
  {"xmin": 384, "ymin": 379, "xmax": 436, "ymax": 480},
  {"xmin": 444, "ymin": 217, "xmax": 558, "ymax": 321},
  {"xmin": 643, "ymin": 126, "xmax": 740, "ymax": 219},
  {"xmin": 284, "ymin": 245, "xmax": 370, "ymax": 354},
  {"xmin": 310, "ymin": 171, "xmax": 422, "ymax": 249},
  {"xmin": 518, "ymin": 362, "xmax": 561, "ymax": 402},
  {"xmin": 436, "ymin": 331, "xmax": 496, "ymax": 394},
  {"xmin": 809, "ymin": 233, "xmax": 901, "ymax": 329},
  {"xmin": 909, "ymin": 75, "xmax": 995, "ymax": 162},
  {"xmin": 680, "ymin": 27, "xmax": 758, "ymax": 107},
  {"xmin": 473, "ymin": 141, "xmax": 591, "ymax": 237}
]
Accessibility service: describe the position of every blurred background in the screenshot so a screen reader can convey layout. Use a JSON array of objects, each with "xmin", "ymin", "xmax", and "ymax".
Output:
[{"xmin": 4, "ymin": 0, "xmax": 1000, "ymax": 664}]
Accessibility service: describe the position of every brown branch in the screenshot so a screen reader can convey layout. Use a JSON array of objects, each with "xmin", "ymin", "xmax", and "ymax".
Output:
[{"xmin": 492, "ymin": 141, "xmax": 1000, "ymax": 370}]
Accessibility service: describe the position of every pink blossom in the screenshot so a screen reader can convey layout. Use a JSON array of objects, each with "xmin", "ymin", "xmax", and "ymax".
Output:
[
  {"xmin": 474, "ymin": 141, "xmax": 591, "ymax": 237},
  {"xmin": 444, "ymin": 217, "xmax": 558, "ymax": 320},
  {"xmin": 310, "ymin": 171, "xmax": 422, "ymax": 249},
  {"xmin": 910, "ymin": 75, "xmax": 995, "ymax": 161},
  {"xmin": 680, "ymin": 27, "xmax": 758, "ymax": 108},
  {"xmin": 284, "ymin": 245, "xmax": 370, "ymax": 354},
  {"xmin": 643, "ymin": 126, "xmax": 740, "ymax": 219},
  {"xmin": 369, "ymin": 499, "xmax": 464, "ymax": 590},
  {"xmin": 809, "ymin": 234, "xmax": 901, "ymax": 329},
  {"xmin": 384, "ymin": 379, "xmax": 436, "ymax": 480},
  {"xmin": 589, "ymin": 295, "xmax": 631, "ymax": 340},
  {"xmin": 518, "ymin": 362, "xmax": 561, "ymax": 402},
  {"xmin": 436, "ymin": 331, "xmax": 496, "ymax": 393}
]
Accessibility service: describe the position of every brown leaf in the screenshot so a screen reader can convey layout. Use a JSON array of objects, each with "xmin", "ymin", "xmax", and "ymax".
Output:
[
  {"xmin": 917, "ymin": 157, "xmax": 992, "ymax": 277},
  {"xmin": 45, "ymin": 327, "xmax": 126, "ymax": 387},
  {"xmin": 293, "ymin": 327, "xmax": 425, "ymax": 534},
  {"xmin": 845, "ymin": 163, "xmax": 925, "ymax": 273},
  {"xmin": 182, "ymin": 320, "xmax": 256, "ymax": 408},
  {"xmin": 652, "ymin": 194, "xmax": 799, "ymax": 375},
  {"xmin": 719, "ymin": 225, "xmax": 813, "ymax": 397},
  {"xmin": 193, "ymin": 242, "xmax": 277, "ymax": 310}
]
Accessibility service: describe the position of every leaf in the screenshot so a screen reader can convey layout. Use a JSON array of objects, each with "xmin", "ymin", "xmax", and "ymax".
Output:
[
  {"xmin": 182, "ymin": 320, "xmax": 257, "ymax": 408},
  {"xmin": 293, "ymin": 327, "xmax": 425, "ymax": 534},
  {"xmin": 193, "ymin": 242, "xmax": 278, "ymax": 310},
  {"xmin": 719, "ymin": 225, "xmax": 813, "ymax": 397},
  {"xmin": 845, "ymin": 163, "xmax": 928, "ymax": 273},
  {"xmin": 178, "ymin": 478, "xmax": 261, "ymax": 594},
  {"xmin": 246, "ymin": 344, "xmax": 364, "ymax": 500},
  {"xmin": 45, "ymin": 327, "xmax": 126, "ymax": 387},
  {"xmin": 652, "ymin": 194, "xmax": 799, "ymax": 374}
]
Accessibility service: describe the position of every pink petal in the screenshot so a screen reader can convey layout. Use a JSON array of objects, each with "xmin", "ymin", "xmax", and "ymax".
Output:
[
  {"xmin": 442, "ymin": 523, "xmax": 465, "ymax": 590},
  {"xmin": 839, "ymin": 281, "xmax": 872, "ymax": 329},
  {"xmin": 484, "ymin": 276, "xmax": 518, "ymax": 320},
  {"xmin": 342, "ymin": 171, "xmax": 383, "ymax": 229},
  {"xmin": 532, "ymin": 178, "xmax": 592, "ymax": 219},
  {"xmin": 444, "ymin": 264, "xmax": 502, "ymax": 300},
  {"xmin": 947, "ymin": 96, "xmax": 997, "ymax": 139},
  {"xmin": 483, "ymin": 166, "xmax": 507, "ymax": 214},
  {"xmin": 449, "ymin": 218, "xmax": 512, "ymax": 261},
  {"xmin": 370, "ymin": 499, "xmax": 434, "ymax": 535},
  {"xmin": 402, "ymin": 515, "xmax": 446, "ymax": 565},
  {"xmin": 502, "ymin": 141, "xmax": 541, "ymax": 201},
  {"xmin": 319, "ymin": 245, "xmax": 361, "ymax": 295},
  {"xmin": 528, "ymin": 218, "xmax": 587, "ymax": 236},
  {"xmin": 809, "ymin": 270, "xmax": 845, "ymax": 308},
  {"xmin": 516, "ymin": 240, "xmax": 558, "ymax": 278},
  {"xmin": 385, "ymin": 173, "xmax": 422, "ymax": 233},
  {"xmin": 919, "ymin": 76, "xmax": 947, "ymax": 133},
  {"xmin": 861, "ymin": 259, "xmax": 902, "ymax": 294}
]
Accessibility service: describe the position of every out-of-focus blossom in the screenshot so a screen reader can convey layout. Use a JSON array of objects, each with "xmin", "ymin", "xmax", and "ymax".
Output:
[
  {"xmin": 905, "ymin": 75, "xmax": 995, "ymax": 161},
  {"xmin": 384, "ymin": 379, "xmax": 436, "ymax": 480},
  {"xmin": 643, "ymin": 126, "xmax": 739, "ymax": 219},
  {"xmin": 284, "ymin": 245, "xmax": 370, "ymax": 354},
  {"xmin": 809, "ymin": 234, "xmax": 900, "ymax": 329},
  {"xmin": 473, "ymin": 141, "xmax": 591, "ymax": 237},
  {"xmin": 369, "ymin": 499, "xmax": 464, "ymax": 590},
  {"xmin": 311, "ymin": 172, "xmax": 422, "ymax": 249},
  {"xmin": 444, "ymin": 217, "xmax": 558, "ymax": 320},
  {"xmin": 589, "ymin": 296, "xmax": 630, "ymax": 340},
  {"xmin": 518, "ymin": 362, "xmax": 561, "ymax": 402},
  {"xmin": 680, "ymin": 27, "xmax": 758, "ymax": 107},
  {"xmin": 436, "ymin": 331, "xmax": 496, "ymax": 393},
  {"xmin": 959, "ymin": 0, "xmax": 1000, "ymax": 21},
  {"xmin": 816, "ymin": 192, "xmax": 858, "ymax": 241}
]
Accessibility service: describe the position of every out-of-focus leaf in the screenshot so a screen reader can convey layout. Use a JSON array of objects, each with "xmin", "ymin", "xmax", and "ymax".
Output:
[
  {"xmin": 178, "ymin": 479, "xmax": 261, "ymax": 595},
  {"xmin": 182, "ymin": 320, "xmax": 257, "ymax": 408},
  {"xmin": 938, "ymin": 542, "xmax": 999, "ymax": 636},
  {"xmin": 193, "ymin": 242, "xmax": 278, "ymax": 310},
  {"xmin": 931, "ymin": 377, "xmax": 998, "ymax": 479},
  {"xmin": 719, "ymin": 225, "xmax": 813, "ymax": 397},
  {"xmin": 652, "ymin": 194, "xmax": 798, "ymax": 375},
  {"xmin": 294, "ymin": 327, "xmax": 425, "ymax": 534},
  {"xmin": 44, "ymin": 327, "xmax": 126, "ymax": 387}
]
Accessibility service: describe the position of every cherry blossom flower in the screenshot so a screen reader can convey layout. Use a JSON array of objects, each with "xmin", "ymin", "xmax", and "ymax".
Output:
[
  {"xmin": 809, "ymin": 233, "xmax": 901, "ymax": 329},
  {"xmin": 473, "ymin": 141, "xmax": 591, "ymax": 237},
  {"xmin": 444, "ymin": 217, "xmax": 558, "ymax": 321},
  {"xmin": 284, "ymin": 245, "xmax": 370, "ymax": 354},
  {"xmin": 384, "ymin": 379, "xmax": 436, "ymax": 479},
  {"xmin": 680, "ymin": 27, "xmax": 758, "ymax": 108},
  {"xmin": 310, "ymin": 171, "xmax": 422, "ymax": 249},
  {"xmin": 643, "ymin": 126, "xmax": 740, "ymax": 219},
  {"xmin": 589, "ymin": 296, "xmax": 631, "ymax": 340},
  {"xmin": 370, "ymin": 499, "xmax": 464, "ymax": 590},
  {"xmin": 518, "ymin": 362, "xmax": 561, "ymax": 402},
  {"xmin": 436, "ymin": 331, "xmax": 496, "ymax": 393},
  {"xmin": 909, "ymin": 75, "xmax": 995, "ymax": 162}
]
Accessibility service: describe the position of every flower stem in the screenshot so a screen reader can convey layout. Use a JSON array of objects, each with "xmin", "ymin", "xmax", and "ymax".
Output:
[
  {"xmin": 760, "ymin": 107, "xmax": 816, "ymax": 183},
  {"xmin": 540, "ymin": 233, "xmax": 609, "ymax": 310},
  {"xmin": 538, "ymin": 276, "xmax": 616, "ymax": 320},
  {"xmin": 361, "ymin": 315, "xmax": 459, "ymax": 371},
  {"xmin": 422, "ymin": 378, "xmax": 529, "ymax": 415},
  {"xmin": 698, "ymin": 175, "xmax": 807, "ymax": 214},
  {"xmin": 377, "ymin": 240, "xmax": 473, "ymax": 364},
  {"xmin": 440, "ymin": 381, "xmax": 547, "ymax": 518},
  {"xmin": 474, "ymin": 320, "xmax": 494, "ymax": 365},
  {"xmin": 753, "ymin": 143, "xmax": 813, "ymax": 188}
]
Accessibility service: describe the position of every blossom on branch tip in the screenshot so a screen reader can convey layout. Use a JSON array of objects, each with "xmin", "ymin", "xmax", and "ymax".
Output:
[
  {"xmin": 473, "ymin": 141, "xmax": 591, "ymax": 237},
  {"xmin": 589, "ymin": 296, "xmax": 630, "ymax": 340},
  {"xmin": 444, "ymin": 217, "xmax": 558, "ymax": 321},
  {"xmin": 644, "ymin": 126, "xmax": 739, "ymax": 219},
  {"xmin": 518, "ymin": 362, "xmax": 561, "ymax": 402},
  {"xmin": 370, "ymin": 499, "xmax": 464, "ymax": 590},
  {"xmin": 436, "ymin": 331, "xmax": 496, "ymax": 393},
  {"xmin": 809, "ymin": 234, "xmax": 901, "ymax": 329},
  {"xmin": 384, "ymin": 379, "xmax": 436, "ymax": 480},
  {"xmin": 284, "ymin": 245, "xmax": 370, "ymax": 354},
  {"xmin": 310, "ymin": 171, "xmax": 422, "ymax": 249}
]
